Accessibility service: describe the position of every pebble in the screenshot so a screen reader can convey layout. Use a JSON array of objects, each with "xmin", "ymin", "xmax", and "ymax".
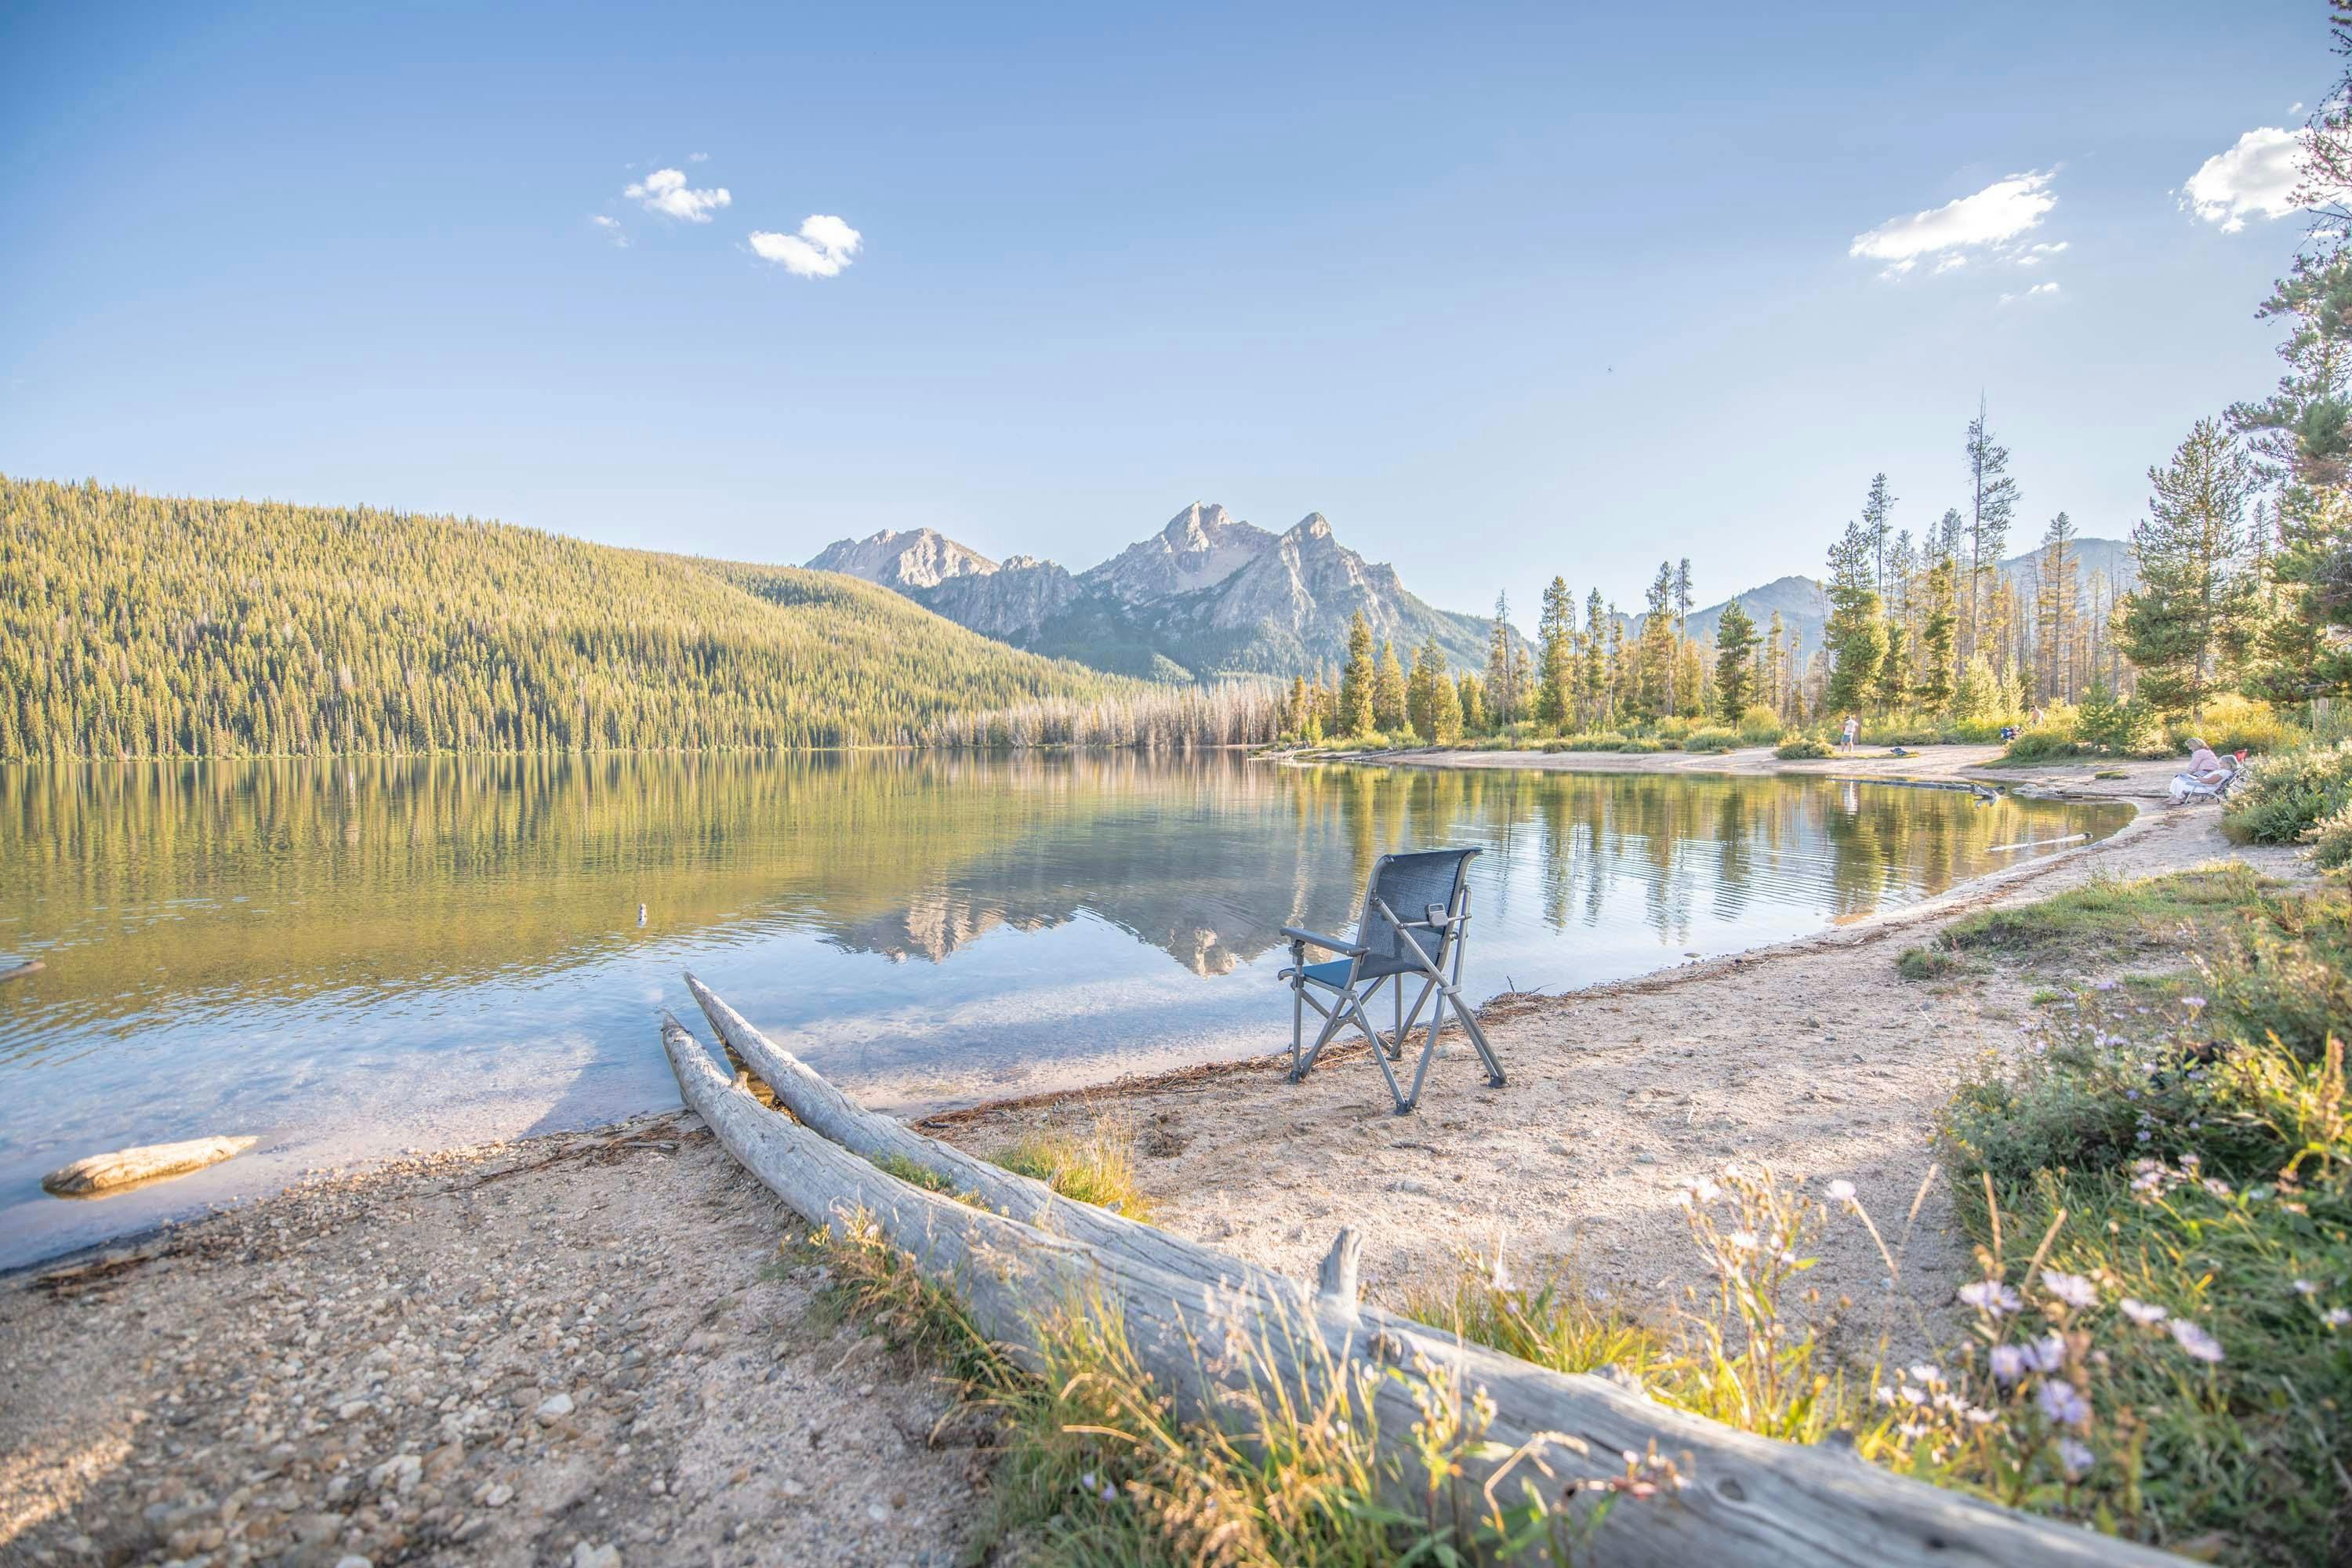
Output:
[
  {"xmin": 573, "ymin": 1544, "xmax": 621, "ymax": 1568},
  {"xmin": 536, "ymin": 1391, "xmax": 575, "ymax": 1420}
]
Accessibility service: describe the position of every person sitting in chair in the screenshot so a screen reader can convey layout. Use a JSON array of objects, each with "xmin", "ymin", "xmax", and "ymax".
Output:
[{"xmin": 2183, "ymin": 737, "xmax": 2232, "ymax": 787}]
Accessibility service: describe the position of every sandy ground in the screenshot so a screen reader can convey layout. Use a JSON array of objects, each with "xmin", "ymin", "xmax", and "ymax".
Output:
[
  {"xmin": 2, "ymin": 743, "xmax": 2294, "ymax": 1567},
  {"xmin": 924, "ymin": 747, "xmax": 2299, "ymax": 1368},
  {"xmin": 0, "ymin": 1120, "xmax": 985, "ymax": 1568}
]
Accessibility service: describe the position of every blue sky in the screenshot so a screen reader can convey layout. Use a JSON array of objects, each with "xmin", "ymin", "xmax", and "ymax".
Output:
[{"xmin": 0, "ymin": 1, "xmax": 2328, "ymax": 623}]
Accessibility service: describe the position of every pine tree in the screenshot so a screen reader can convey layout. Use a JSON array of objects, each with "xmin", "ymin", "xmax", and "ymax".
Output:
[
  {"xmin": 1862, "ymin": 472, "xmax": 1896, "ymax": 600},
  {"xmin": 1374, "ymin": 640, "xmax": 1408, "ymax": 732},
  {"xmin": 2118, "ymin": 418, "xmax": 2255, "ymax": 717},
  {"xmin": 1637, "ymin": 562, "xmax": 1675, "ymax": 717},
  {"xmin": 1580, "ymin": 590, "xmax": 1608, "ymax": 725},
  {"xmin": 1537, "ymin": 577, "xmax": 1575, "ymax": 728},
  {"xmin": 2228, "ymin": 249, "xmax": 2352, "ymax": 700},
  {"xmin": 1712, "ymin": 598, "xmax": 1759, "ymax": 721},
  {"xmin": 1876, "ymin": 620, "xmax": 1910, "ymax": 712},
  {"xmin": 2034, "ymin": 512, "xmax": 2078, "ymax": 704},
  {"xmin": 1339, "ymin": 611, "xmax": 1377, "ymax": 736},
  {"xmin": 1823, "ymin": 521, "xmax": 1887, "ymax": 714},
  {"xmin": 1962, "ymin": 405, "xmax": 2018, "ymax": 662},
  {"xmin": 1457, "ymin": 671, "xmax": 1486, "ymax": 735},
  {"xmin": 1915, "ymin": 554, "xmax": 1958, "ymax": 713},
  {"xmin": 1484, "ymin": 592, "xmax": 1519, "ymax": 726}
]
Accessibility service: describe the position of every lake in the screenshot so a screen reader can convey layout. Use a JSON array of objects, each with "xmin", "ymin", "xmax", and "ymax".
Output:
[{"xmin": 0, "ymin": 753, "xmax": 2129, "ymax": 1269}]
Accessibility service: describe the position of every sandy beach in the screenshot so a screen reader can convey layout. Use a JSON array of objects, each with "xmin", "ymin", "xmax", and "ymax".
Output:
[{"xmin": 2, "ymin": 744, "xmax": 2294, "ymax": 1567}]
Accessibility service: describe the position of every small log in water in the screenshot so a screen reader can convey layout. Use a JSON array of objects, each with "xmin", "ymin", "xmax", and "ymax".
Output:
[
  {"xmin": 660, "ymin": 999, "xmax": 2172, "ymax": 1568},
  {"xmin": 42, "ymin": 1135, "xmax": 258, "ymax": 1197},
  {"xmin": 0, "ymin": 959, "xmax": 43, "ymax": 985}
]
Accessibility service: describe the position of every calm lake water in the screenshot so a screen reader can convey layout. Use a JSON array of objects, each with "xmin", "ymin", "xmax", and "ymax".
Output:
[{"xmin": 0, "ymin": 753, "xmax": 2129, "ymax": 1269}]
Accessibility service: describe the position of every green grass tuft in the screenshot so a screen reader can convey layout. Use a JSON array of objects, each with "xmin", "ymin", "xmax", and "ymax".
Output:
[{"xmin": 991, "ymin": 1120, "xmax": 1156, "ymax": 1221}]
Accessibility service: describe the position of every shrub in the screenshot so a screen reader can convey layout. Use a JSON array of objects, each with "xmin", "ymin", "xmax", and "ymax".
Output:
[
  {"xmin": 1861, "ymin": 719, "xmax": 1944, "ymax": 746},
  {"xmin": 2168, "ymin": 693, "xmax": 2301, "ymax": 758},
  {"xmin": 2224, "ymin": 740, "xmax": 2352, "ymax": 848},
  {"xmin": 1654, "ymin": 715, "xmax": 1697, "ymax": 742},
  {"xmin": 1776, "ymin": 737, "xmax": 1832, "ymax": 760},
  {"xmin": 2310, "ymin": 800, "xmax": 2352, "ymax": 871},
  {"xmin": 1737, "ymin": 704, "xmax": 1784, "ymax": 744},
  {"xmin": 1999, "ymin": 730, "xmax": 2089, "ymax": 763},
  {"xmin": 1563, "ymin": 731, "xmax": 1628, "ymax": 751},
  {"xmin": 1617, "ymin": 738, "xmax": 1666, "ymax": 753},
  {"xmin": 1682, "ymin": 727, "xmax": 1740, "ymax": 753}
]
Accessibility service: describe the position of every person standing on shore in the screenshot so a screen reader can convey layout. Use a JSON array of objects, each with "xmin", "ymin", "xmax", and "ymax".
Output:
[{"xmin": 1841, "ymin": 713, "xmax": 1860, "ymax": 753}]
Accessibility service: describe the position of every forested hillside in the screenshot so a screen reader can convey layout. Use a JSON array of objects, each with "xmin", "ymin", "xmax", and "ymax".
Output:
[{"xmin": 0, "ymin": 477, "xmax": 1122, "ymax": 761}]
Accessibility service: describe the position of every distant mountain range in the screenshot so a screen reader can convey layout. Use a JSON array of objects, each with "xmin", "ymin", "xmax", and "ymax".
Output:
[
  {"xmin": 809, "ymin": 503, "xmax": 1497, "ymax": 681},
  {"xmin": 808, "ymin": 506, "xmax": 2140, "ymax": 684}
]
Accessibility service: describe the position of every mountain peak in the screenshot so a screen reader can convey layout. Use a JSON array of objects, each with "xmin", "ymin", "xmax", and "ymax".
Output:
[
  {"xmin": 1080, "ymin": 503, "xmax": 1276, "ymax": 602},
  {"xmin": 807, "ymin": 528, "xmax": 998, "ymax": 591},
  {"xmin": 1287, "ymin": 513, "xmax": 1333, "ymax": 543}
]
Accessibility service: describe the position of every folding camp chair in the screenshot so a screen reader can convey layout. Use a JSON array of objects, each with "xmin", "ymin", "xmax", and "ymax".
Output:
[{"xmin": 1279, "ymin": 847, "xmax": 1503, "ymax": 1114}]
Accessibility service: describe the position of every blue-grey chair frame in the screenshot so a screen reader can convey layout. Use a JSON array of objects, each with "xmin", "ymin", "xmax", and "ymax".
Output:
[{"xmin": 1278, "ymin": 847, "xmax": 1503, "ymax": 1114}]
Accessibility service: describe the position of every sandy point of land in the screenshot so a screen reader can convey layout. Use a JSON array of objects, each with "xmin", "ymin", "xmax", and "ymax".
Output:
[
  {"xmin": 924, "ymin": 750, "xmax": 2296, "ymax": 1368},
  {"xmin": 2, "ymin": 745, "xmax": 2292, "ymax": 1567}
]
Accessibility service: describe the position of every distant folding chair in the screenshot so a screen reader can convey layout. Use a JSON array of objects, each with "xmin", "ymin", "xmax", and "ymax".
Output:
[{"xmin": 1279, "ymin": 847, "xmax": 1503, "ymax": 1114}]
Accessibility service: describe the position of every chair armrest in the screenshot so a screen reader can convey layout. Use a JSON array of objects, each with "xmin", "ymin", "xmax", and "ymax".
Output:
[{"xmin": 1281, "ymin": 926, "xmax": 1363, "ymax": 954}]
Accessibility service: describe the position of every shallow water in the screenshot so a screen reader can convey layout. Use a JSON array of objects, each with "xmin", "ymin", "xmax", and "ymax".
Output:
[{"xmin": 0, "ymin": 753, "xmax": 2127, "ymax": 1268}]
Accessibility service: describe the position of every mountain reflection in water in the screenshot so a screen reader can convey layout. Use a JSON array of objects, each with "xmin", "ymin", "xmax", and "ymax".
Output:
[{"xmin": 0, "ymin": 752, "xmax": 2127, "ymax": 1269}]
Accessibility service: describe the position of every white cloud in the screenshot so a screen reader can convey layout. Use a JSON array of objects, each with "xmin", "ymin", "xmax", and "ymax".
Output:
[
  {"xmin": 2182, "ymin": 128, "xmax": 2305, "ymax": 233},
  {"xmin": 2016, "ymin": 241, "xmax": 2069, "ymax": 267},
  {"xmin": 1851, "ymin": 170, "xmax": 2058, "ymax": 275},
  {"xmin": 750, "ymin": 214, "xmax": 863, "ymax": 278},
  {"xmin": 1999, "ymin": 281, "xmax": 2060, "ymax": 306},
  {"xmin": 590, "ymin": 214, "xmax": 627, "ymax": 248},
  {"xmin": 1933, "ymin": 254, "xmax": 1967, "ymax": 274},
  {"xmin": 625, "ymin": 167, "xmax": 732, "ymax": 223},
  {"xmin": 688, "ymin": 151, "xmax": 710, "ymax": 162}
]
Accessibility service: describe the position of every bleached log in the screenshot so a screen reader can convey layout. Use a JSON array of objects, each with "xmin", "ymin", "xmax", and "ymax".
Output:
[
  {"xmin": 685, "ymin": 971, "xmax": 1269, "ymax": 1290},
  {"xmin": 42, "ymin": 1135, "xmax": 257, "ymax": 1196},
  {"xmin": 658, "ymin": 1010, "xmax": 2169, "ymax": 1568}
]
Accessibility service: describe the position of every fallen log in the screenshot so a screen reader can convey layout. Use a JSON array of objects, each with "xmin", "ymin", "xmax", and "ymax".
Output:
[
  {"xmin": 658, "ymin": 1007, "xmax": 2171, "ymax": 1567},
  {"xmin": 685, "ymin": 971, "xmax": 1276, "ymax": 1290},
  {"xmin": 42, "ymin": 1135, "xmax": 258, "ymax": 1197}
]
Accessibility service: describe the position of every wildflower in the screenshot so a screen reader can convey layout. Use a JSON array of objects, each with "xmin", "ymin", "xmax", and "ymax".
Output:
[
  {"xmin": 1100, "ymin": 1483, "xmax": 1119, "ymax": 1503},
  {"xmin": 1690, "ymin": 1176, "xmax": 1721, "ymax": 1203},
  {"xmin": 2041, "ymin": 1270, "xmax": 2098, "ymax": 1308},
  {"xmin": 2036, "ymin": 1377, "xmax": 2089, "ymax": 1426},
  {"xmin": 2119, "ymin": 1298, "xmax": 2167, "ymax": 1326},
  {"xmin": 1826, "ymin": 1178, "xmax": 1857, "ymax": 1203},
  {"xmin": 1726, "ymin": 1230, "xmax": 1759, "ymax": 1251},
  {"xmin": 2180, "ymin": 1152, "xmax": 2201, "ymax": 1171},
  {"xmin": 1080, "ymin": 1471, "xmax": 1097, "ymax": 1491},
  {"xmin": 2094, "ymin": 979, "xmax": 2116, "ymax": 991},
  {"xmin": 2201, "ymin": 1178, "xmax": 2233, "ymax": 1200},
  {"xmin": 1989, "ymin": 1344, "xmax": 2027, "ymax": 1385},
  {"xmin": 1873, "ymin": 1385, "xmax": 1896, "ymax": 1406},
  {"xmin": 1907, "ymin": 1363, "xmax": 1944, "ymax": 1387},
  {"xmin": 1960, "ymin": 1280, "xmax": 2022, "ymax": 1316},
  {"xmin": 2024, "ymin": 1332, "xmax": 2068, "ymax": 1374},
  {"xmin": 2136, "ymin": 1131, "xmax": 2151, "ymax": 1142},
  {"xmin": 1900, "ymin": 1385, "xmax": 1927, "ymax": 1406},
  {"xmin": 2325, "ymin": 1308, "xmax": 2350, "ymax": 1328},
  {"xmin": 2169, "ymin": 1319, "xmax": 2225, "ymax": 1363},
  {"xmin": 2294, "ymin": 1279, "xmax": 2318, "ymax": 1296},
  {"xmin": 2056, "ymin": 1436, "xmax": 2095, "ymax": 1476},
  {"xmin": 2182, "ymin": 995, "xmax": 2206, "ymax": 1010}
]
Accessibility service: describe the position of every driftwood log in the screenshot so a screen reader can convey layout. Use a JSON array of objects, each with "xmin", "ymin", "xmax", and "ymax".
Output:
[
  {"xmin": 662, "ymin": 991, "xmax": 2172, "ymax": 1566},
  {"xmin": 0, "ymin": 959, "xmax": 43, "ymax": 985},
  {"xmin": 42, "ymin": 1134, "xmax": 257, "ymax": 1196}
]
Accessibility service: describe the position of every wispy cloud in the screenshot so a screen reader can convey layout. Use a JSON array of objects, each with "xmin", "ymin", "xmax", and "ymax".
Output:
[
  {"xmin": 2182, "ymin": 128, "xmax": 2305, "ymax": 233},
  {"xmin": 625, "ymin": 167, "xmax": 732, "ymax": 223},
  {"xmin": 590, "ymin": 214, "xmax": 627, "ymax": 248},
  {"xmin": 750, "ymin": 214, "xmax": 863, "ymax": 278},
  {"xmin": 1999, "ymin": 281, "xmax": 2060, "ymax": 306},
  {"xmin": 2016, "ymin": 241, "xmax": 2069, "ymax": 267},
  {"xmin": 1850, "ymin": 170, "xmax": 2058, "ymax": 277}
]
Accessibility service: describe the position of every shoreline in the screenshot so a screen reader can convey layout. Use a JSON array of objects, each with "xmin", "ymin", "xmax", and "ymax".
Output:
[{"xmin": 8, "ymin": 747, "xmax": 2278, "ymax": 1566}]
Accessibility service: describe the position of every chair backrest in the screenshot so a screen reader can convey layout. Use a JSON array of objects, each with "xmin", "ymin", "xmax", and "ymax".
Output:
[{"xmin": 1355, "ymin": 848, "xmax": 1479, "ymax": 980}]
